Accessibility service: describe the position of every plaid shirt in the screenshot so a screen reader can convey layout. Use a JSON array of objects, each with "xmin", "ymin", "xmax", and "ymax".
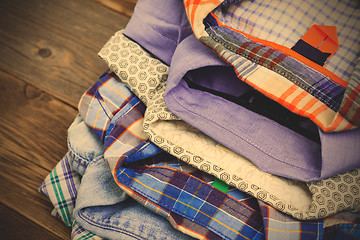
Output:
[
  {"xmin": 40, "ymin": 124, "xmax": 360, "ymax": 240},
  {"xmin": 39, "ymin": 1, "xmax": 360, "ymax": 239},
  {"xmin": 39, "ymin": 153, "xmax": 103, "ymax": 240},
  {"xmin": 73, "ymin": 70, "xmax": 360, "ymax": 239},
  {"xmin": 99, "ymin": 29, "xmax": 360, "ymax": 220},
  {"xmin": 186, "ymin": 0, "xmax": 360, "ymax": 132}
]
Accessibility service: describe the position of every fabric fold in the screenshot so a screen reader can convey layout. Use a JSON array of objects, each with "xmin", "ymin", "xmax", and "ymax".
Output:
[
  {"xmin": 187, "ymin": 0, "xmax": 360, "ymax": 132},
  {"xmin": 98, "ymin": 29, "xmax": 360, "ymax": 220},
  {"xmin": 77, "ymin": 68, "xmax": 360, "ymax": 239}
]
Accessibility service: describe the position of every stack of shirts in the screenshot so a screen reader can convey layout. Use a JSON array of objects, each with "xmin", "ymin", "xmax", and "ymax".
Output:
[{"xmin": 40, "ymin": 0, "xmax": 360, "ymax": 239}]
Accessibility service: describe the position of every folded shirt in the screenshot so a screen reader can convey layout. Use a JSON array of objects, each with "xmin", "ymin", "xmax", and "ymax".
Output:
[
  {"xmin": 39, "ymin": 152, "xmax": 104, "ymax": 240},
  {"xmin": 116, "ymin": 0, "xmax": 360, "ymax": 182},
  {"xmin": 40, "ymin": 115, "xmax": 195, "ymax": 240},
  {"xmin": 40, "ymin": 0, "xmax": 360, "ymax": 239},
  {"xmin": 77, "ymin": 69, "xmax": 360, "ymax": 240},
  {"xmin": 164, "ymin": 32, "xmax": 360, "ymax": 181},
  {"xmin": 83, "ymin": 42, "xmax": 360, "ymax": 222},
  {"xmin": 188, "ymin": 0, "xmax": 360, "ymax": 133}
]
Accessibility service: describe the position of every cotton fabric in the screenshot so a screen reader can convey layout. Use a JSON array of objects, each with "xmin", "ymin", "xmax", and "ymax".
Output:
[{"xmin": 98, "ymin": 28, "xmax": 360, "ymax": 220}]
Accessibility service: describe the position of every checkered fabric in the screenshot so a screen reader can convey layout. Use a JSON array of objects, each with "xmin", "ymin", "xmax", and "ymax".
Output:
[
  {"xmin": 42, "ymin": 150, "xmax": 360, "ymax": 240},
  {"xmin": 213, "ymin": 0, "xmax": 360, "ymax": 82},
  {"xmin": 40, "ymin": 149, "xmax": 360, "ymax": 240},
  {"xmin": 259, "ymin": 201, "xmax": 325, "ymax": 240},
  {"xmin": 99, "ymin": 30, "xmax": 360, "ymax": 220},
  {"xmin": 329, "ymin": 223, "xmax": 360, "ymax": 240},
  {"xmin": 39, "ymin": 153, "xmax": 103, "ymax": 240},
  {"xmin": 340, "ymin": 58, "xmax": 360, "ymax": 127},
  {"xmin": 71, "ymin": 221, "xmax": 104, "ymax": 240},
  {"xmin": 117, "ymin": 156, "xmax": 360, "ymax": 240},
  {"xmin": 39, "ymin": 152, "xmax": 80, "ymax": 227},
  {"xmin": 77, "ymin": 68, "xmax": 360, "ymax": 239},
  {"xmin": 78, "ymin": 70, "xmax": 156, "ymax": 173},
  {"xmin": 117, "ymin": 157, "xmax": 265, "ymax": 240},
  {"xmin": 78, "ymin": 70, "xmax": 142, "ymax": 142},
  {"xmin": 259, "ymin": 201, "xmax": 360, "ymax": 240},
  {"xmin": 185, "ymin": 0, "xmax": 360, "ymax": 132},
  {"xmin": 40, "ymin": 147, "xmax": 360, "ymax": 240}
]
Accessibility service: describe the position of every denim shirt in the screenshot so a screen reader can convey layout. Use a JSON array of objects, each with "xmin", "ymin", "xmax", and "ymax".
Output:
[
  {"xmin": 75, "ymin": 67, "xmax": 360, "ymax": 239},
  {"xmin": 40, "ymin": 114, "xmax": 195, "ymax": 240}
]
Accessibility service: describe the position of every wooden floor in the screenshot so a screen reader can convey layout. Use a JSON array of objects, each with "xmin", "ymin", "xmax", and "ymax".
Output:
[{"xmin": 0, "ymin": 0, "xmax": 136, "ymax": 239}]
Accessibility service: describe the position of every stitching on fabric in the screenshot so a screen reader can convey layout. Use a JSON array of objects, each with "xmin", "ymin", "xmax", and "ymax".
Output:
[
  {"xmin": 67, "ymin": 141, "xmax": 103, "ymax": 168},
  {"xmin": 120, "ymin": 167, "xmax": 262, "ymax": 226},
  {"xmin": 147, "ymin": 123, "xmax": 316, "ymax": 216},
  {"xmin": 133, "ymin": 167, "xmax": 256, "ymax": 214},
  {"xmin": 77, "ymin": 211, "xmax": 145, "ymax": 240},
  {"xmin": 77, "ymin": 183, "xmax": 216, "ymax": 240},
  {"xmin": 130, "ymin": 14, "xmax": 178, "ymax": 45},
  {"xmin": 96, "ymin": 90, "xmax": 112, "ymax": 121},
  {"xmin": 146, "ymin": 123, "xmax": 316, "ymax": 219},
  {"xmin": 110, "ymin": 97, "xmax": 142, "ymax": 123},
  {"xmin": 124, "ymin": 180, "xmax": 259, "ymax": 240},
  {"xmin": 167, "ymin": 90, "xmax": 321, "ymax": 173},
  {"xmin": 144, "ymin": 168, "xmax": 258, "ymax": 214},
  {"xmin": 207, "ymin": 28, "xmax": 343, "ymax": 111},
  {"xmin": 124, "ymin": 183, "xmax": 233, "ymax": 239},
  {"xmin": 67, "ymin": 142, "xmax": 90, "ymax": 167}
]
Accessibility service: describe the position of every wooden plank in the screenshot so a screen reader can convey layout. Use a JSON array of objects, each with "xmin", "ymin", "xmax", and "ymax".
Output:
[
  {"xmin": 0, "ymin": 203, "xmax": 65, "ymax": 240},
  {"xmin": 93, "ymin": 0, "xmax": 137, "ymax": 17},
  {"xmin": 0, "ymin": 0, "xmax": 130, "ymax": 107},
  {"xmin": 0, "ymin": 69, "xmax": 78, "ymax": 170},
  {"xmin": 0, "ymin": 69, "xmax": 75, "ymax": 238},
  {"xmin": 0, "ymin": 149, "xmax": 72, "ymax": 240}
]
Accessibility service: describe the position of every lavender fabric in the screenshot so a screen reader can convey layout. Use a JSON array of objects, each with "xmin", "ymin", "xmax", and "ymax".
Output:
[
  {"xmin": 165, "ymin": 34, "xmax": 360, "ymax": 181},
  {"xmin": 124, "ymin": 0, "xmax": 360, "ymax": 181},
  {"xmin": 124, "ymin": 0, "xmax": 192, "ymax": 65}
]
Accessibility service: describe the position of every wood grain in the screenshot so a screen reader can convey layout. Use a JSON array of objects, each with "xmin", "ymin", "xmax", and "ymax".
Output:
[
  {"xmin": 0, "ymin": 203, "xmax": 65, "ymax": 240},
  {"xmin": 94, "ymin": 0, "xmax": 137, "ymax": 17},
  {"xmin": 0, "ymin": 0, "xmax": 130, "ymax": 107},
  {"xmin": 0, "ymin": 69, "xmax": 74, "ymax": 239},
  {"xmin": 0, "ymin": 69, "xmax": 77, "ymax": 170},
  {"xmin": 0, "ymin": 0, "xmax": 135, "ymax": 238}
]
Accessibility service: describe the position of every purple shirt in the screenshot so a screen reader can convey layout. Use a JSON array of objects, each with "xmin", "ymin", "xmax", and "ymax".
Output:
[{"xmin": 124, "ymin": 0, "xmax": 360, "ymax": 181}]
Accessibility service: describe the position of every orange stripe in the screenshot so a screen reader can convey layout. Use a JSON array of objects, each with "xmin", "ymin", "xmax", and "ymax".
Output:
[
  {"xmin": 214, "ymin": 39, "xmax": 340, "ymax": 131},
  {"xmin": 308, "ymin": 105, "xmax": 329, "ymax": 130},
  {"xmin": 299, "ymin": 98, "xmax": 319, "ymax": 116},
  {"xmin": 350, "ymin": 105, "xmax": 360, "ymax": 124},
  {"xmin": 176, "ymin": 225, "xmax": 204, "ymax": 239},
  {"xmin": 210, "ymin": 13, "xmax": 347, "ymax": 88},
  {"xmin": 343, "ymin": 122, "xmax": 354, "ymax": 131},
  {"xmin": 278, "ymin": 84, "xmax": 298, "ymax": 106},
  {"xmin": 116, "ymin": 168, "xmax": 251, "ymax": 240},
  {"xmin": 289, "ymin": 91, "xmax": 308, "ymax": 112},
  {"xmin": 327, "ymin": 114, "xmax": 344, "ymax": 132},
  {"xmin": 108, "ymin": 116, "xmax": 146, "ymax": 148},
  {"xmin": 311, "ymin": 104, "xmax": 328, "ymax": 117},
  {"xmin": 346, "ymin": 224, "xmax": 358, "ymax": 238},
  {"xmin": 185, "ymin": 0, "xmax": 221, "ymax": 29},
  {"xmin": 143, "ymin": 165, "xmax": 260, "ymax": 212},
  {"xmin": 340, "ymin": 83, "xmax": 360, "ymax": 116},
  {"xmin": 190, "ymin": 0, "xmax": 200, "ymax": 29},
  {"xmin": 126, "ymin": 118, "xmax": 146, "ymax": 141},
  {"xmin": 114, "ymin": 173, "xmax": 211, "ymax": 240},
  {"xmin": 242, "ymin": 76, "xmax": 329, "ymax": 130}
]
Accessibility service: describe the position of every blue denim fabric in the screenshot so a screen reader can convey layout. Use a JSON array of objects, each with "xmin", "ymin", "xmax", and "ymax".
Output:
[
  {"xmin": 68, "ymin": 115, "xmax": 193, "ymax": 240},
  {"xmin": 67, "ymin": 114, "xmax": 104, "ymax": 176}
]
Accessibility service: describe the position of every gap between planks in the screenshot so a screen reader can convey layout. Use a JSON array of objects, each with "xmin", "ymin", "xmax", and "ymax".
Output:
[{"xmin": 0, "ymin": 68, "xmax": 76, "ymax": 238}]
